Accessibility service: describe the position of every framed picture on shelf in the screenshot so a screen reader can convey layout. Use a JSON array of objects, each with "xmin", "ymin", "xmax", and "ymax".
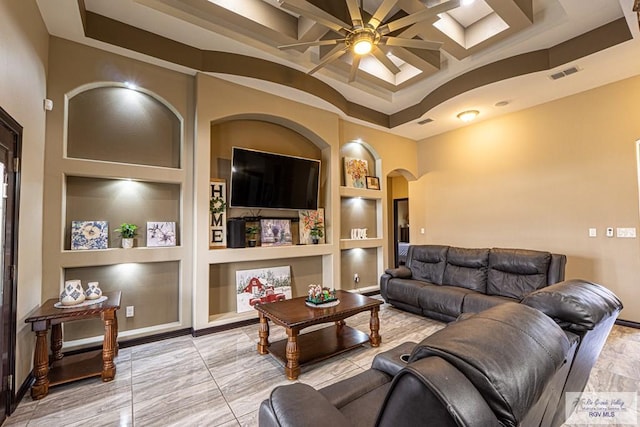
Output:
[
  {"xmin": 71, "ymin": 220, "xmax": 109, "ymax": 250},
  {"xmin": 299, "ymin": 208, "xmax": 325, "ymax": 245},
  {"xmin": 260, "ymin": 219, "xmax": 293, "ymax": 246},
  {"xmin": 146, "ymin": 221, "xmax": 176, "ymax": 247},
  {"xmin": 365, "ymin": 176, "xmax": 380, "ymax": 190},
  {"xmin": 344, "ymin": 157, "xmax": 369, "ymax": 188},
  {"xmin": 235, "ymin": 266, "xmax": 292, "ymax": 313}
]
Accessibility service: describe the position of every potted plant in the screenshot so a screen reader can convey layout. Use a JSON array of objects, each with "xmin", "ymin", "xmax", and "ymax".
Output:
[
  {"xmin": 246, "ymin": 225, "xmax": 260, "ymax": 247},
  {"xmin": 309, "ymin": 221, "xmax": 324, "ymax": 244},
  {"xmin": 115, "ymin": 222, "xmax": 138, "ymax": 249}
]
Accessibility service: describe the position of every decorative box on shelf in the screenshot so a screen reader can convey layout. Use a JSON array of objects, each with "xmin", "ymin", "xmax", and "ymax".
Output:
[{"xmin": 306, "ymin": 284, "xmax": 338, "ymax": 307}]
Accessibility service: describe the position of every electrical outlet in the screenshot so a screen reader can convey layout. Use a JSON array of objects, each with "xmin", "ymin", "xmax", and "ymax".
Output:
[
  {"xmin": 353, "ymin": 273, "xmax": 360, "ymax": 284},
  {"xmin": 126, "ymin": 306, "xmax": 134, "ymax": 317},
  {"xmin": 606, "ymin": 227, "xmax": 614, "ymax": 238}
]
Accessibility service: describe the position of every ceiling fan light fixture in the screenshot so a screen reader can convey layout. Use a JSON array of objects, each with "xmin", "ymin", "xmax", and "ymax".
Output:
[
  {"xmin": 457, "ymin": 110, "xmax": 479, "ymax": 122},
  {"xmin": 347, "ymin": 28, "xmax": 379, "ymax": 56},
  {"xmin": 353, "ymin": 39, "xmax": 373, "ymax": 55}
]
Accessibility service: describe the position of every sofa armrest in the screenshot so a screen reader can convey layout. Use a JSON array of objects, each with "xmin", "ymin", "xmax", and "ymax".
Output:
[
  {"xmin": 384, "ymin": 265, "xmax": 412, "ymax": 278},
  {"xmin": 521, "ymin": 279, "xmax": 623, "ymax": 332},
  {"xmin": 259, "ymin": 383, "xmax": 350, "ymax": 427},
  {"xmin": 376, "ymin": 357, "xmax": 500, "ymax": 426}
]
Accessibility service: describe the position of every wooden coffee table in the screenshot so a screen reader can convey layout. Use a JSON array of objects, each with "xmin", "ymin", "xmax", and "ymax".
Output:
[{"xmin": 254, "ymin": 290, "xmax": 382, "ymax": 380}]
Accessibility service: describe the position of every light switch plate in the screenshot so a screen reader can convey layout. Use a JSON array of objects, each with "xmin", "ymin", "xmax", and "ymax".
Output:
[{"xmin": 588, "ymin": 228, "xmax": 597, "ymax": 237}]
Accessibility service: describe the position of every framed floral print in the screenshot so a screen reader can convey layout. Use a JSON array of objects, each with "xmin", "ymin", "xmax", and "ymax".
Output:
[
  {"xmin": 344, "ymin": 157, "xmax": 369, "ymax": 188},
  {"xmin": 71, "ymin": 220, "xmax": 109, "ymax": 250},
  {"xmin": 147, "ymin": 221, "xmax": 177, "ymax": 247}
]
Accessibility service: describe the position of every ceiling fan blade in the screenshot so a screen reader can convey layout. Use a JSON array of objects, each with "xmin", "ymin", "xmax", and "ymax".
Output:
[
  {"xmin": 378, "ymin": 0, "xmax": 460, "ymax": 35},
  {"xmin": 381, "ymin": 36, "xmax": 442, "ymax": 51},
  {"xmin": 372, "ymin": 49, "xmax": 401, "ymax": 74},
  {"xmin": 279, "ymin": 0, "xmax": 351, "ymax": 34},
  {"xmin": 278, "ymin": 39, "xmax": 345, "ymax": 49},
  {"xmin": 345, "ymin": 0, "xmax": 364, "ymax": 28},
  {"xmin": 368, "ymin": 0, "xmax": 397, "ymax": 29},
  {"xmin": 348, "ymin": 55, "xmax": 361, "ymax": 82},
  {"xmin": 308, "ymin": 45, "xmax": 348, "ymax": 75}
]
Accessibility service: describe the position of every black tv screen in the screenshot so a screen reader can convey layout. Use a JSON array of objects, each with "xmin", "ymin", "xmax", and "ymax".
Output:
[{"xmin": 230, "ymin": 147, "xmax": 320, "ymax": 210}]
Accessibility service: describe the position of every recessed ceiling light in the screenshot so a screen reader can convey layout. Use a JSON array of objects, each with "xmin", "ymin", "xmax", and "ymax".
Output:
[
  {"xmin": 457, "ymin": 110, "xmax": 479, "ymax": 122},
  {"xmin": 495, "ymin": 100, "xmax": 509, "ymax": 107}
]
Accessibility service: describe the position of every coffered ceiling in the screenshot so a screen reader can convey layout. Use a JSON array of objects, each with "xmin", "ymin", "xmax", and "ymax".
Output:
[{"xmin": 36, "ymin": 0, "xmax": 640, "ymax": 139}]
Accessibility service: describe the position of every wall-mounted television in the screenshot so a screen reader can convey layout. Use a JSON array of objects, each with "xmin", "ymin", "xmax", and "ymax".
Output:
[{"xmin": 230, "ymin": 147, "xmax": 320, "ymax": 210}]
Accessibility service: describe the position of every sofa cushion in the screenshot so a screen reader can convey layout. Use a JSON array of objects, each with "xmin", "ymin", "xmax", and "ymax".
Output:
[
  {"xmin": 462, "ymin": 292, "xmax": 515, "ymax": 314},
  {"xmin": 487, "ymin": 248, "xmax": 551, "ymax": 299},
  {"xmin": 408, "ymin": 303, "xmax": 570, "ymax": 427},
  {"xmin": 443, "ymin": 247, "xmax": 490, "ymax": 292},
  {"xmin": 407, "ymin": 245, "xmax": 448, "ymax": 285},
  {"xmin": 417, "ymin": 285, "xmax": 473, "ymax": 319}
]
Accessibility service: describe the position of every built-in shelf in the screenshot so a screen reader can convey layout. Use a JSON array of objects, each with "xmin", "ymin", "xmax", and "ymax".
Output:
[
  {"xmin": 209, "ymin": 243, "xmax": 333, "ymax": 264},
  {"xmin": 60, "ymin": 246, "xmax": 184, "ymax": 268},
  {"xmin": 339, "ymin": 186, "xmax": 383, "ymax": 200},
  {"xmin": 339, "ymin": 238, "xmax": 383, "ymax": 250}
]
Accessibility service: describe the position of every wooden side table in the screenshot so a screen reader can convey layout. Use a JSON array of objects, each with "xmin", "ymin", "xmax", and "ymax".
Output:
[{"xmin": 24, "ymin": 291, "xmax": 121, "ymax": 400}]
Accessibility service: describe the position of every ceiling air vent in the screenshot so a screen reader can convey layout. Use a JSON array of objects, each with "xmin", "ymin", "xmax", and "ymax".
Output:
[
  {"xmin": 549, "ymin": 66, "xmax": 580, "ymax": 80},
  {"xmin": 417, "ymin": 118, "xmax": 434, "ymax": 125}
]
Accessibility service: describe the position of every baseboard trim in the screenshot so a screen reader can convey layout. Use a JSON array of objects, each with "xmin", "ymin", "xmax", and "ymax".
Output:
[
  {"xmin": 615, "ymin": 319, "xmax": 640, "ymax": 329},
  {"xmin": 192, "ymin": 318, "xmax": 260, "ymax": 337},
  {"xmin": 12, "ymin": 372, "xmax": 33, "ymax": 414},
  {"xmin": 63, "ymin": 328, "xmax": 192, "ymax": 356}
]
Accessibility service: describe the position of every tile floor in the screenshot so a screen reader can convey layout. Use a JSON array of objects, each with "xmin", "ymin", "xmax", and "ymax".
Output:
[{"xmin": 3, "ymin": 301, "xmax": 639, "ymax": 427}]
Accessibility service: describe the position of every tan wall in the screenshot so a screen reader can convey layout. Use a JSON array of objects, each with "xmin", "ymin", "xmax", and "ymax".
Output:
[
  {"xmin": 0, "ymin": 0, "xmax": 49, "ymax": 388},
  {"xmin": 413, "ymin": 74, "xmax": 640, "ymax": 322}
]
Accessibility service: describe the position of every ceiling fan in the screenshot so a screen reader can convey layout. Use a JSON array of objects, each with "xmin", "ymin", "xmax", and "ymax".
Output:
[{"xmin": 277, "ymin": 0, "xmax": 460, "ymax": 81}]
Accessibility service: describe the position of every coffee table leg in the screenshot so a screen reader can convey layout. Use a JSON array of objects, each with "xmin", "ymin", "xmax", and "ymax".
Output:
[
  {"xmin": 335, "ymin": 320, "xmax": 345, "ymax": 334},
  {"xmin": 369, "ymin": 306, "xmax": 381, "ymax": 347},
  {"xmin": 258, "ymin": 312, "xmax": 270, "ymax": 355},
  {"xmin": 285, "ymin": 328, "xmax": 300, "ymax": 380}
]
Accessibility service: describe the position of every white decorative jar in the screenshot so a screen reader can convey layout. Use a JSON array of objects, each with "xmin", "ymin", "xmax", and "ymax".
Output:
[
  {"xmin": 60, "ymin": 280, "xmax": 86, "ymax": 306},
  {"xmin": 85, "ymin": 281, "xmax": 102, "ymax": 300},
  {"xmin": 121, "ymin": 238, "xmax": 134, "ymax": 249}
]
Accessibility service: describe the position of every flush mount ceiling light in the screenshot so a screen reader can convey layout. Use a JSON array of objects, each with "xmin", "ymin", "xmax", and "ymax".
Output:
[{"xmin": 457, "ymin": 110, "xmax": 479, "ymax": 122}]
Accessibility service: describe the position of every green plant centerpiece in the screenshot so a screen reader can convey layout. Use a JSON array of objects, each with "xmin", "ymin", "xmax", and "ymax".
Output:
[
  {"xmin": 246, "ymin": 225, "xmax": 260, "ymax": 247},
  {"xmin": 309, "ymin": 220, "xmax": 324, "ymax": 244},
  {"xmin": 115, "ymin": 222, "xmax": 138, "ymax": 249}
]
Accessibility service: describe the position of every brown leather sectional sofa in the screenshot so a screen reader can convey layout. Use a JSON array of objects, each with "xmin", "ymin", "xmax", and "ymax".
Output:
[{"xmin": 380, "ymin": 245, "xmax": 567, "ymax": 322}]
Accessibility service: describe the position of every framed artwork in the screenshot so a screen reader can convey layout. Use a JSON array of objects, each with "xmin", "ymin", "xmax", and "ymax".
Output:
[
  {"xmin": 260, "ymin": 219, "xmax": 293, "ymax": 246},
  {"xmin": 71, "ymin": 220, "xmax": 108, "ymax": 250},
  {"xmin": 299, "ymin": 208, "xmax": 325, "ymax": 245},
  {"xmin": 235, "ymin": 266, "xmax": 292, "ymax": 313},
  {"xmin": 344, "ymin": 157, "xmax": 369, "ymax": 188},
  {"xmin": 147, "ymin": 221, "xmax": 176, "ymax": 247},
  {"xmin": 365, "ymin": 176, "xmax": 380, "ymax": 190}
]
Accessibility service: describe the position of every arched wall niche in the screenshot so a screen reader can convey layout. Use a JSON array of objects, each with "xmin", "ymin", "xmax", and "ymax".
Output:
[{"xmin": 66, "ymin": 82, "xmax": 183, "ymax": 168}]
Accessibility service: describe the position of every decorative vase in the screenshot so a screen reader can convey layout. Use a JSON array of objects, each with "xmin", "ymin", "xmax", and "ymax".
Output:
[
  {"xmin": 121, "ymin": 238, "xmax": 134, "ymax": 249},
  {"xmin": 312, "ymin": 238, "xmax": 319, "ymax": 244},
  {"xmin": 248, "ymin": 239, "xmax": 257, "ymax": 247},
  {"xmin": 85, "ymin": 281, "xmax": 102, "ymax": 300},
  {"xmin": 60, "ymin": 280, "xmax": 86, "ymax": 306}
]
